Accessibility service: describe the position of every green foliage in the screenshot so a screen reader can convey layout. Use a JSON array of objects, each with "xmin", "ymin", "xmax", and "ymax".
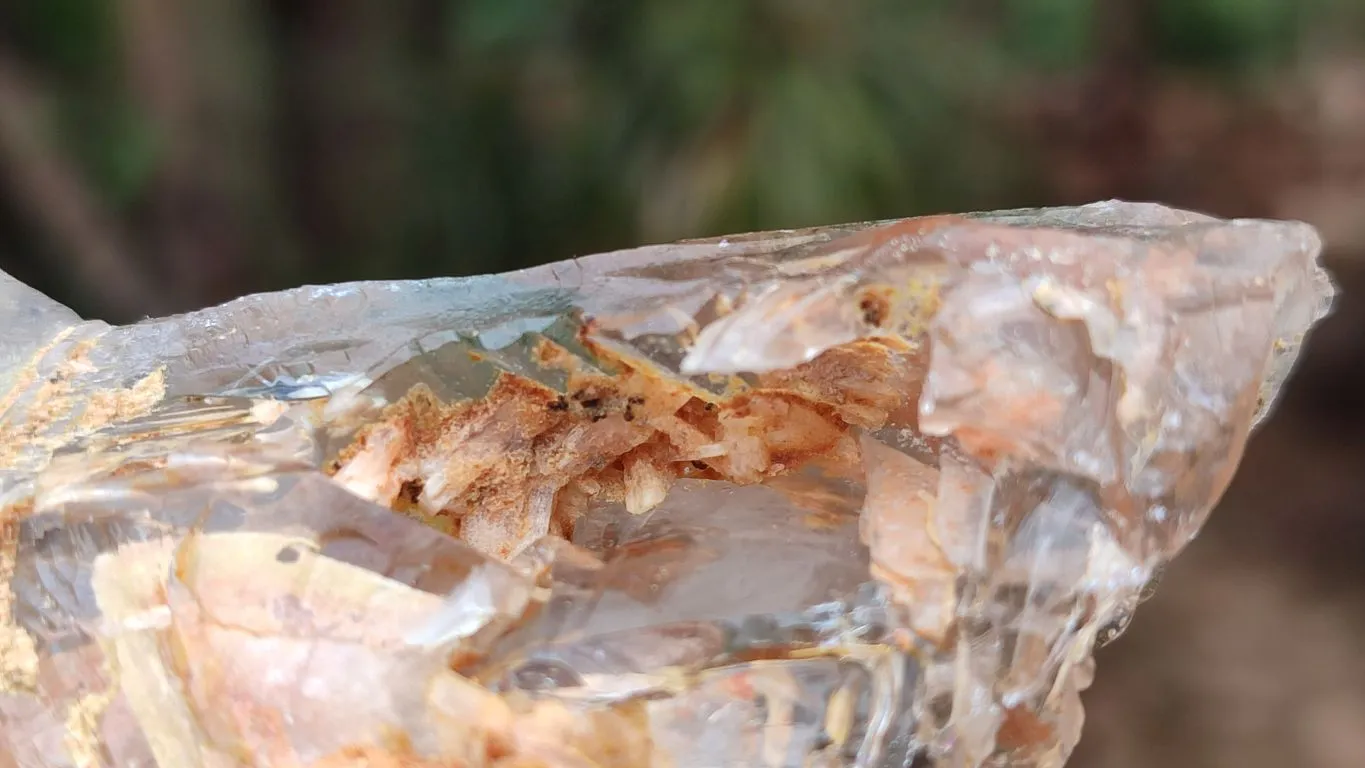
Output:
[
  {"xmin": 0, "ymin": 0, "xmax": 1352, "ymax": 315},
  {"xmin": 7, "ymin": 0, "xmax": 153, "ymax": 208},
  {"xmin": 1003, "ymin": 0, "xmax": 1096, "ymax": 71},
  {"xmin": 64, "ymin": 100, "xmax": 158, "ymax": 210},
  {"xmin": 9, "ymin": 0, "xmax": 119, "ymax": 80},
  {"xmin": 438, "ymin": 0, "xmax": 1020, "ymax": 251},
  {"xmin": 1153, "ymin": 0, "xmax": 1300, "ymax": 71}
]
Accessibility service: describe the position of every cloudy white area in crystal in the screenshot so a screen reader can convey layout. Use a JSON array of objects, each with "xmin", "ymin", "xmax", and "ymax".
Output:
[{"xmin": 0, "ymin": 201, "xmax": 1335, "ymax": 767}]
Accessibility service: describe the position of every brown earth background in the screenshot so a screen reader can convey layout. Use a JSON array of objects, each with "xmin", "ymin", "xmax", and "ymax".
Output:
[{"xmin": 1, "ymin": 3, "xmax": 1363, "ymax": 766}]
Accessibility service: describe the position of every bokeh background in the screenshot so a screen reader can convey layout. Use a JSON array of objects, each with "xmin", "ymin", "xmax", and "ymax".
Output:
[{"xmin": 1, "ymin": 2, "xmax": 1363, "ymax": 766}]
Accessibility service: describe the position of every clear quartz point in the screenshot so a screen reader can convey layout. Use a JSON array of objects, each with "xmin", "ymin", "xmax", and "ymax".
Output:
[{"xmin": 0, "ymin": 201, "xmax": 1335, "ymax": 766}]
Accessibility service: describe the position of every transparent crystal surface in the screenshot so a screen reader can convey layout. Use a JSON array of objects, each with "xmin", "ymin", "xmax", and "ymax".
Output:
[
  {"xmin": 0, "ymin": 201, "xmax": 1335, "ymax": 766},
  {"xmin": 471, "ymin": 477, "xmax": 919, "ymax": 766}
]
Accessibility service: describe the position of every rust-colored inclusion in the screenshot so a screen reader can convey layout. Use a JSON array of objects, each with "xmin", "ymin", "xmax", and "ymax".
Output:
[{"xmin": 329, "ymin": 332, "xmax": 926, "ymax": 562}]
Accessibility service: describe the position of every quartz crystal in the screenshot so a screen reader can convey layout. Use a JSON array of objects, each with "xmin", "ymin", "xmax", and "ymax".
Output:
[{"xmin": 0, "ymin": 201, "xmax": 1334, "ymax": 767}]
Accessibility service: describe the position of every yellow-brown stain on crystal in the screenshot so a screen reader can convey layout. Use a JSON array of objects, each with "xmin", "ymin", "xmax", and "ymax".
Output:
[
  {"xmin": 0, "ymin": 327, "xmax": 75, "ymax": 410},
  {"xmin": 0, "ymin": 334, "xmax": 166, "ymax": 472},
  {"xmin": 0, "ymin": 500, "xmax": 37, "ymax": 694},
  {"xmin": 63, "ymin": 685, "xmax": 116, "ymax": 768},
  {"xmin": 0, "ymin": 335, "xmax": 167, "ymax": 699}
]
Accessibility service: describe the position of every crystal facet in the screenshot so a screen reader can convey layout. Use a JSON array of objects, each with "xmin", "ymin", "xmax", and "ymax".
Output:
[{"xmin": 0, "ymin": 201, "xmax": 1334, "ymax": 766}]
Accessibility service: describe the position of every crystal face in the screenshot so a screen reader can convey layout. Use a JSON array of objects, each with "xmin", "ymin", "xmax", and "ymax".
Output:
[{"xmin": 0, "ymin": 201, "xmax": 1334, "ymax": 767}]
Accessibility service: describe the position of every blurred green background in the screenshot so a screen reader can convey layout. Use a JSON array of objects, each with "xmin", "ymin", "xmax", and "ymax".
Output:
[
  {"xmin": 2, "ymin": 0, "xmax": 1363, "ymax": 321},
  {"xmin": 3, "ymin": 2, "xmax": 1365, "ymax": 767}
]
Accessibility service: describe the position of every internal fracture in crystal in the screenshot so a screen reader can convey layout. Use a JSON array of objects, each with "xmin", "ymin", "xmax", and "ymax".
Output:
[{"xmin": 0, "ymin": 201, "xmax": 1334, "ymax": 767}]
